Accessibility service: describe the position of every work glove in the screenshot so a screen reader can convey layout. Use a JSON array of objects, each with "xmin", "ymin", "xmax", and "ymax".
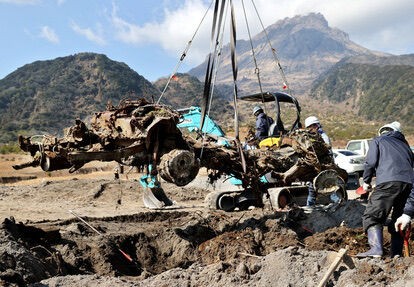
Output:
[
  {"xmin": 395, "ymin": 214, "xmax": 412, "ymax": 231},
  {"xmin": 362, "ymin": 182, "xmax": 372, "ymax": 193}
]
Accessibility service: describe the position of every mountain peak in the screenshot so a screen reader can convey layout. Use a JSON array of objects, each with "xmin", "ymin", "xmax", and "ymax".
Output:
[
  {"xmin": 278, "ymin": 12, "xmax": 329, "ymax": 29},
  {"xmin": 189, "ymin": 13, "xmax": 378, "ymax": 95}
]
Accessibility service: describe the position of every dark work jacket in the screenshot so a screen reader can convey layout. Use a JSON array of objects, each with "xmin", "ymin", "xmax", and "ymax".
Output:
[
  {"xmin": 403, "ymin": 182, "xmax": 414, "ymax": 217},
  {"xmin": 363, "ymin": 131, "xmax": 414, "ymax": 186},
  {"xmin": 255, "ymin": 113, "xmax": 273, "ymax": 140}
]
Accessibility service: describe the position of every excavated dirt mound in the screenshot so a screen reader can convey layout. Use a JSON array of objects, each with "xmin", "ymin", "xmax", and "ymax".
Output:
[
  {"xmin": 1, "ymin": 158, "xmax": 414, "ymax": 286},
  {"xmin": 2, "ymin": 201, "xmax": 412, "ymax": 287}
]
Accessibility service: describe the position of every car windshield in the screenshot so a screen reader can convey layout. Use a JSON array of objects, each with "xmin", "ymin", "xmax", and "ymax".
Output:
[
  {"xmin": 346, "ymin": 142, "xmax": 360, "ymax": 152},
  {"xmin": 338, "ymin": 150, "xmax": 358, "ymax": 156}
]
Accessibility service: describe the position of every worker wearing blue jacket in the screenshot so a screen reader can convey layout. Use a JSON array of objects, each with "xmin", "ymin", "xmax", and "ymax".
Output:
[
  {"xmin": 253, "ymin": 106, "xmax": 273, "ymax": 140},
  {"xmin": 357, "ymin": 121, "xmax": 414, "ymax": 258}
]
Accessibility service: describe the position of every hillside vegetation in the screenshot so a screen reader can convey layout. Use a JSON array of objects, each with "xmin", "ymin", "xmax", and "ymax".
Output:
[
  {"xmin": 310, "ymin": 62, "xmax": 414, "ymax": 136},
  {"xmin": 0, "ymin": 52, "xmax": 413, "ymax": 146},
  {"xmin": 0, "ymin": 53, "xmax": 158, "ymax": 142}
]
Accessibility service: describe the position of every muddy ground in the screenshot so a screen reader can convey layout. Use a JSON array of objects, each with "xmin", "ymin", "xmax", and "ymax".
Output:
[{"xmin": 1, "ymin": 154, "xmax": 414, "ymax": 287}]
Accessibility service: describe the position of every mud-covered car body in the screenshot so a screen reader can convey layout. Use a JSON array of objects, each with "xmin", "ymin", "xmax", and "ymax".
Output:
[{"xmin": 14, "ymin": 98, "xmax": 198, "ymax": 186}]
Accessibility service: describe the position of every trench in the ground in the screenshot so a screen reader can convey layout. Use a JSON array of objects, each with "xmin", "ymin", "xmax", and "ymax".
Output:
[{"xmin": 2, "ymin": 201, "xmax": 412, "ymax": 286}]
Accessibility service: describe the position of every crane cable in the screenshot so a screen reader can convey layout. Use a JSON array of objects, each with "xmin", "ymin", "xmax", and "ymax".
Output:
[
  {"xmin": 156, "ymin": 0, "xmax": 214, "ymax": 105},
  {"xmin": 243, "ymin": 0, "xmax": 291, "ymax": 136},
  {"xmin": 242, "ymin": 0, "xmax": 277, "ymax": 145},
  {"xmin": 250, "ymin": 0, "xmax": 292, "ymax": 96},
  {"xmin": 229, "ymin": 0, "xmax": 246, "ymax": 173},
  {"xmin": 206, "ymin": 1, "xmax": 229, "ymax": 125},
  {"xmin": 241, "ymin": 0, "xmax": 265, "ymax": 104},
  {"xmin": 200, "ymin": 0, "xmax": 226, "ymax": 133},
  {"xmin": 199, "ymin": 1, "xmax": 230, "ymax": 159}
]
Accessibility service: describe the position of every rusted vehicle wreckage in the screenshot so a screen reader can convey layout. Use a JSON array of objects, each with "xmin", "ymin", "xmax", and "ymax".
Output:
[{"xmin": 14, "ymin": 97, "xmax": 348, "ymax": 211}]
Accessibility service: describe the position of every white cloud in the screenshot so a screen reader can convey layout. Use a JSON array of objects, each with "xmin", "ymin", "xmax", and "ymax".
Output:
[
  {"xmin": 40, "ymin": 26, "xmax": 59, "ymax": 44},
  {"xmin": 110, "ymin": 0, "xmax": 414, "ymax": 65},
  {"xmin": 110, "ymin": 0, "xmax": 212, "ymax": 65},
  {"xmin": 70, "ymin": 22, "xmax": 106, "ymax": 46}
]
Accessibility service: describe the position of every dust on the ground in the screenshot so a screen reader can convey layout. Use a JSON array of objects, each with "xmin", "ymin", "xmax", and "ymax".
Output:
[{"xmin": 1, "ymin": 155, "xmax": 414, "ymax": 287}]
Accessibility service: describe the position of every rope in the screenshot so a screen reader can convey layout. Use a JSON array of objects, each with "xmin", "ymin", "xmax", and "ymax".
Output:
[
  {"xmin": 156, "ymin": 0, "xmax": 214, "ymax": 105},
  {"xmin": 199, "ymin": 0, "xmax": 230, "ymax": 160},
  {"xmin": 250, "ymin": 0, "xmax": 292, "ymax": 96},
  {"xmin": 206, "ymin": 1, "xmax": 229, "ymax": 122},
  {"xmin": 200, "ymin": 0, "xmax": 226, "ymax": 133},
  {"xmin": 229, "ymin": 0, "xmax": 246, "ymax": 173},
  {"xmin": 242, "ymin": 0, "xmax": 277, "ymax": 144},
  {"xmin": 241, "ymin": 0, "xmax": 265, "ymax": 101}
]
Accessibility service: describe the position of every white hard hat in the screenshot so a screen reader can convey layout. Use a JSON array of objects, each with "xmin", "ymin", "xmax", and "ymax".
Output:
[
  {"xmin": 305, "ymin": 116, "xmax": 320, "ymax": 128},
  {"xmin": 253, "ymin": 106, "xmax": 263, "ymax": 115},
  {"xmin": 378, "ymin": 121, "xmax": 401, "ymax": 135}
]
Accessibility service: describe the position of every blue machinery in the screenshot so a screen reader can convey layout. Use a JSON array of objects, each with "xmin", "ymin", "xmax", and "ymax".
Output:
[
  {"xmin": 139, "ymin": 105, "xmax": 346, "ymax": 211},
  {"xmin": 177, "ymin": 107, "xmax": 230, "ymax": 147}
]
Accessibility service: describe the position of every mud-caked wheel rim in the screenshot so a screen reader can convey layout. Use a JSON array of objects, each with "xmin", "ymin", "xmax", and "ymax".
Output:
[
  {"xmin": 40, "ymin": 156, "xmax": 51, "ymax": 171},
  {"xmin": 159, "ymin": 149, "xmax": 200, "ymax": 186},
  {"xmin": 268, "ymin": 188, "xmax": 293, "ymax": 209},
  {"xmin": 218, "ymin": 194, "xmax": 235, "ymax": 211},
  {"xmin": 277, "ymin": 190, "xmax": 293, "ymax": 209}
]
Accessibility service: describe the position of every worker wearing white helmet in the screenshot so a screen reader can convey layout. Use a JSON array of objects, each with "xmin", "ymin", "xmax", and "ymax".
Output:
[
  {"xmin": 304, "ymin": 115, "xmax": 332, "ymax": 207},
  {"xmin": 304, "ymin": 116, "xmax": 331, "ymax": 146},
  {"xmin": 378, "ymin": 121, "xmax": 401, "ymax": 135},
  {"xmin": 357, "ymin": 121, "xmax": 414, "ymax": 258},
  {"xmin": 304, "ymin": 116, "xmax": 319, "ymax": 128}
]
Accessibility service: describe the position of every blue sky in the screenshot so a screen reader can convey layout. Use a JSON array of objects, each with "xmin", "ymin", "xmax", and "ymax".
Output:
[{"xmin": 1, "ymin": 0, "xmax": 414, "ymax": 82}]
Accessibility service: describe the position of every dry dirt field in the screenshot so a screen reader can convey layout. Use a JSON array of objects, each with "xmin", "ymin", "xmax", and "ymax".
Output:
[{"xmin": 1, "ymin": 153, "xmax": 414, "ymax": 287}]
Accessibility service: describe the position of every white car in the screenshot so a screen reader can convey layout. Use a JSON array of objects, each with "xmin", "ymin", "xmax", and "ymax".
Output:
[
  {"xmin": 332, "ymin": 149, "xmax": 365, "ymax": 176},
  {"xmin": 345, "ymin": 139, "xmax": 372, "ymax": 157}
]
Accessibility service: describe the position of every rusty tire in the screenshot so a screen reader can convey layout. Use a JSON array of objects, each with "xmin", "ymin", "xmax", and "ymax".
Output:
[
  {"xmin": 159, "ymin": 149, "xmax": 200, "ymax": 186},
  {"xmin": 40, "ymin": 155, "xmax": 51, "ymax": 172},
  {"xmin": 40, "ymin": 153, "xmax": 71, "ymax": 172},
  {"xmin": 314, "ymin": 169, "xmax": 348, "ymax": 204}
]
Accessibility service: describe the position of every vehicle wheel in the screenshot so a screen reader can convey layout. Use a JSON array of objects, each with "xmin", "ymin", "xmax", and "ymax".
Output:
[
  {"xmin": 315, "ymin": 172, "xmax": 347, "ymax": 205},
  {"xmin": 204, "ymin": 191, "xmax": 235, "ymax": 211},
  {"xmin": 331, "ymin": 176, "xmax": 348, "ymax": 203},
  {"xmin": 313, "ymin": 169, "xmax": 340, "ymax": 194},
  {"xmin": 218, "ymin": 194, "xmax": 236, "ymax": 211},
  {"xmin": 40, "ymin": 155, "xmax": 51, "ymax": 171},
  {"xmin": 41, "ymin": 154, "xmax": 71, "ymax": 172},
  {"xmin": 159, "ymin": 149, "xmax": 200, "ymax": 186},
  {"xmin": 268, "ymin": 188, "xmax": 294, "ymax": 209}
]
